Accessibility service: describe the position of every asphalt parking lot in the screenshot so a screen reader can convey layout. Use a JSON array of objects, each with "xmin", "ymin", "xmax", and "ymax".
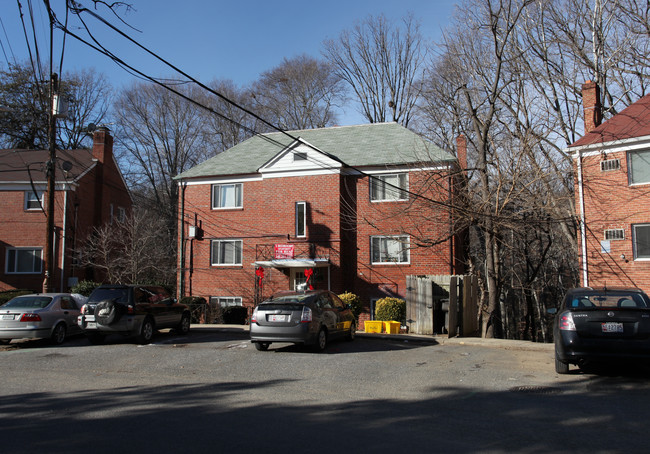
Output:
[{"xmin": 1, "ymin": 326, "xmax": 649, "ymax": 453}]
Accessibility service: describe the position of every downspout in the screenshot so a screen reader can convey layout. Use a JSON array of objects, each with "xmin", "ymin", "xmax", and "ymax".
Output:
[
  {"xmin": 60, "ymin": 185, "xmax": 68, "ymax": 291},
  {"xmin": 178, "ymin": 181, "xmax": 186, "ymax": 300},
  {"xmin": 577, "ymin": 149, "xmax": 589, "ymax": 287}
]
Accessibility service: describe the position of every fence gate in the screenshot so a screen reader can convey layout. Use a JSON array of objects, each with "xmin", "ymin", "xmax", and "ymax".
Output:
[{"xmin": 406, "ymin": 275, "xmax": 478, "ymax": 336}]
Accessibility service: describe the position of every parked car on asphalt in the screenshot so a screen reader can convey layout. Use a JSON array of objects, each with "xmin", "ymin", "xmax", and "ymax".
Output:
[
  {"xmin": 250, "ymin": 290, "xmax": 356, "ymax": 352},
  {"xmin": 549, "ymin": 287, "xmax": 650, "ymax": 374},
  {"xmin": 0, "ymin": 293, "xmax": 86, "ymax": 344},
  {"xmin": 78, "ymin": 284, "xmax": 191, "ymax": 344}
]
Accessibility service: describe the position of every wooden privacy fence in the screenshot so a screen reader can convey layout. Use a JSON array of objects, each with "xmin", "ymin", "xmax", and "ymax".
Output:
[{"xmin": 405, "ymin": 275, "xmax": 479, "ymax": 337}]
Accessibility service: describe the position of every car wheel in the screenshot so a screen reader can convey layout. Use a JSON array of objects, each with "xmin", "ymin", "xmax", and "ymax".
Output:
[
  {"xmin": 313, "ymin": 328, "xmax": 327, "ymax": 352},
  {"xmin": 346, "ymin": 322, "xmax": 356, "ymax": 341},
  {"xmin": 255, "ymin": 342, "xmax": 270, "ymax": 351},
  {"xmin": 555, "ymin": 354, "xmax": 569, "ymax": 374},
  {"xmin": 175, "ymin": 313, "xmax": 191, "ymax": 334},
  {"xmin": 138, "ymin": 318, "xmax": 154, "ymax": 344},
  {"xmin": 95, "ymin": 300, "xmax": 122, "ymax": 325},
  {"xmin": 88, "ymin": 333, "xmax": 105, "ymax": 345},
  {"xmin": 51, "ymin": 323, "xmax": 66, "ymax": 345}
]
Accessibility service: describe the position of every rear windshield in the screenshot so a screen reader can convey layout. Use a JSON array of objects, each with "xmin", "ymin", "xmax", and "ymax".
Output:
[
  {"xmin": 265, "ymin": 294, "xmax": 311, "ymax": 304},
  {"xmin": 88, "ymin": 288, "xmax": 130, "ymax": 304},
  {"xmin": 566, "ymin": 292, "xmax": 650, "ymax": 309},
  {"xmin": 2, "ymin": 296, "xmax": 52, "ymax": 309}
]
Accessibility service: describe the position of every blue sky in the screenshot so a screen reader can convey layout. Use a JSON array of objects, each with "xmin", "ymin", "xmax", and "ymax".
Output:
[{"xmin": 1, "ymin": 0, "xmax": 458, "ymax": 125}]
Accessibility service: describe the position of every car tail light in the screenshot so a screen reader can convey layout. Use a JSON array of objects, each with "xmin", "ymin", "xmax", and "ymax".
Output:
[
  {"xmin": 559, "ymin": 312, "xmax": 576, "ymax": 331},
  {"xmin": 251, "ymin": 307, "xmax": 258, "ymax": 324},
  {"xmin": 80, "ymin": 305, "xmax": 87, "ymax": 314},
  {"xmin": 127, "ymin": 305, "xmax": 134, "ymax": 314},
  {"xmin": 20, "ymin": 313, "xmax": 41, "ymax": 322},
  {"xmin": 301, "ymin": 306, "xmax": 312, "ymax": 323}
]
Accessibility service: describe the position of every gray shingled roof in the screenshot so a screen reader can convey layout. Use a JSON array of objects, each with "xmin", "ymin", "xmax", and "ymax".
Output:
[{"xmin": 176, "ymin": 122, "xmax": 455, "ymax": 180}]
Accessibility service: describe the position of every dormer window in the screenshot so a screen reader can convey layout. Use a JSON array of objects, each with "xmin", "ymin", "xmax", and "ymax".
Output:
[{"xmin": 293, "ymin": 152, "xmax": 308, "ymax": 162}]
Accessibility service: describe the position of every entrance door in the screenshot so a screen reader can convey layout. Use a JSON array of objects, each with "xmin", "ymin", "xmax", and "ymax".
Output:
[{"xmin": 290, "ymin": 268, "xmax": 308, "ymax": 291}]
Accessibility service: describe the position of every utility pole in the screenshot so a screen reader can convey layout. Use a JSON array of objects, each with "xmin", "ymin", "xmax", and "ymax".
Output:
[
  {"xmin": 43, "ymin": 72, "xmax": 57, "ymax": 293},
  {"xmin": 43, "ymin": 0, "xmax": 56, "ymax": 293}
]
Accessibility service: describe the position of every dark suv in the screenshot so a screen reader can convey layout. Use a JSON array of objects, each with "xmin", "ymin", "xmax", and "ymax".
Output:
[
  {"xmin": 78, "ymin": 284, "xmax": 191, "ymax": 344},
  {"xmin": 250, "ymin": 290, "xmax": 356, "ymax": 352}
]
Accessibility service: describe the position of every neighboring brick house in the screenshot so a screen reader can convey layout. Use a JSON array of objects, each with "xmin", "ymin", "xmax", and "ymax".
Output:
[
  {"xmin": 570, "ymin": 81, "xmax": 650, "ymax": 292},
  {"xmin": 175, "ymin": 122, "xmax": 467, "ymax": 325},
  {"xmin": 0, "ymin": 127, "xmax": 132, "ymax": 292}
]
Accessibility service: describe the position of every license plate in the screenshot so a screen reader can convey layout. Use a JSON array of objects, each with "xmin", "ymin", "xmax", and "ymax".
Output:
[
  {"xmin": 2, "ymin": 314, "xmax": 14, "ymax": 320},
  {"xmin": 269, "ymin": 314, "xmax": 287, "ymax": 322},
  {"xmin": 602, "ymin": 322, "xmax": 623, "ymax": 333},
  {"xmin": 86, "ymin": 322, "xmax": 97, "ymax": 329}
]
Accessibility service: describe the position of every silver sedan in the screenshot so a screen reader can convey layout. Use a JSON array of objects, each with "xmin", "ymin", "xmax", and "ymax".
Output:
[{"xmin": 0, "ymin": 293, "xmax": 86, "ymax": 344}]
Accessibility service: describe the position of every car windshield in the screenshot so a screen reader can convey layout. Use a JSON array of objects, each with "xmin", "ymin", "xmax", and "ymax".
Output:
[
  {"xmin": 88, "ymin": 288, "xmax": 130, "ymax": 304},
  {"xmin": 2, "ymin": 296, "xmax": 52, "ymax": 309},
  {"xmin": 567, "ymin": 292, "xmax": 650, "ymax": 309}
]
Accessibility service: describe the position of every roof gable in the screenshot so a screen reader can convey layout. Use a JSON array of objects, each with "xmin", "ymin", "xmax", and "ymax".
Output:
[
  {"xmin": 176, "ymin": 122, "xmax": 455, "ymax": 180},
  {"xmin": 571, "ymin": 93, "xmax": 650, "ymax": 148}
]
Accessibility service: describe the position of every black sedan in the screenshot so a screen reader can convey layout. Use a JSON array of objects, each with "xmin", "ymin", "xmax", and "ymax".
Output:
[{"xmin": 549, "ymin": 287, "xmax": 650, "ymax": 374}]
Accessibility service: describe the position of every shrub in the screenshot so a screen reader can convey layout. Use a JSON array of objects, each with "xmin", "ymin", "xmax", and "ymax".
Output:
[
  {"xmin": 338, "ymin": 292, "xmax": 363, "ymax": 318},
  {"xmin": 0, "ymin": 289, "xmax": 33, "ymax": 305},
  {"xmin": 71, "ymin": 280, "xmax": 101, "ymax": 297},
  {"xmin": 181, "ymin": 296, "xmax": 208, "ymax": 323},
  {"xmin": 374, "ymin": 297, "xmax": 406, "ymax": 322},
  {"xmin": 222, "ymin": 306, "xmax": 248, "ymax": 325}
]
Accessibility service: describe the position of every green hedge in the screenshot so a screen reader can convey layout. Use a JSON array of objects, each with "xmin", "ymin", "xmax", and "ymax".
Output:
[
  {"xmin": 374, "ymin": 297, "xmax": 406, "ymax": 322},
  {"xmin": 0, "ymin": 289, "xmax": 33, "ymax": 306},
  {"xmin": 338, "ymin": 292, "xmax": 363, "ymax": 318},
  {"xmin": 70, "ymin": 280, "xmax": 101, "ymax": 297}
]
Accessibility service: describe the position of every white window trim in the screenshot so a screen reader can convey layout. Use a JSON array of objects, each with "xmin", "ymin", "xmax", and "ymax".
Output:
[
  {"xmin": 210, "ymin": 239, "xmax": 243, "ymax": 266},
  {"xmin": 5, "ymin": 247, "xmax": 43, "ymax": 274},
  {"xmin": 24, "ymin": 190, "xmax": 44, "ymax": 211},
  {"xmin": 211, "ymin": 296, "xmax": 243, "ymax": 307},
  {"xmin": 296, "ymin": 201, "xmax": 306, "ymax": 238},
  {"xmin": 632, "ymin": 224, "xmax": 650, "ymax": 261},
  {"xmin": 628, "ymin": 150, "xmax": 650, "ymax": 186},
  {"xmin": 212, "ymin": 183, "xmax": 243, "ymax": 210},
  {"xmin": 370, "ymin": 173, "xmax": 409, "ymax": 202},
  {"xmin": 370, "ymin": 235, "xmax": 410, "ymax": 265}
]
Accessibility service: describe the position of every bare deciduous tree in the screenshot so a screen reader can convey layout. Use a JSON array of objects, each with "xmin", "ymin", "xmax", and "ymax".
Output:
[
  {"xmin": 251, "ymin": 55, "xmax": 345, "ymax": 130},
  {"xmin": 78, "ymin": 210, "xmax": 175, "ymax": 285},
  {"xmin": 323, "ymin": 14, "xmax": 426, "ymax": 126}
]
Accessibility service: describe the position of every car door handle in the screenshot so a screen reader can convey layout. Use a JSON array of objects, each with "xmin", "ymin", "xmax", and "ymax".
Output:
[{"xmin": 63, "ymin": 311, "xmax": 69, "ymax": 315}]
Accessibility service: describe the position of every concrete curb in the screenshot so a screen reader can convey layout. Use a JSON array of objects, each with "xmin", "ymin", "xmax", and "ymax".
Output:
[{"xmin": 190, "ymin": 324, "xmax": 553, "ymax": 353}]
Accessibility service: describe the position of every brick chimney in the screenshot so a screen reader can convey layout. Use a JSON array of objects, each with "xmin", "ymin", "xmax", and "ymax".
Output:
[
  {"xmin": 582, "ymin": 81, "xmax": 602, "ymax": 133},
  {"xmin": 92, "ymin": 126, "xmax": 113, "ymax": 164},
  {"xmin": 456, "ymin": 134, "xmax": 467, "ymax": 174}
]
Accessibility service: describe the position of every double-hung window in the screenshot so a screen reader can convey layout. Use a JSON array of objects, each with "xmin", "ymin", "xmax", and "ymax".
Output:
[
  {"xmin": 370, "ymin": 173, "xmax": 408, "ymax": 201},
  {"xmin": 24, "ymin": 190, "xmax": 44, "ymax": 211},
  {"xmin": 6, "ymin": 247, "xmax": 43, "ymax": 274},
  {"xmin": 629, "ymin": 150, "xmax": 650, "ymax": 185},
  {"xmin": 633, "ymin": 224, "xmax": 650, "ymax": 260},
  {"xmin": 295, "ymin": 202, "xmax": 306, "ymax": 238},
  {"xmin": 211, "ymin": 240, "xmax": 243, "ymax": 266},
  {"xmin": 371, "ymin": 235, "xmax": 410, "ymax": 264},
  {"xmin": 212, "ymin": 183, "xmax": 243, "ymax": 209}
]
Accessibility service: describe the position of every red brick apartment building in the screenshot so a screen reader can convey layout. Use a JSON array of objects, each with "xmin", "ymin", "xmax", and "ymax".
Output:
[
  {"xmin": 570, "ymin": 82, "xmax": 650, "ymax": 292},
  {"xmin": 175, "ymin": 122, "xmax": 467, "ymax": 324},
  {"xmin": 0, "ymin": 128, "xmax": 132, "ymax": 292}
]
